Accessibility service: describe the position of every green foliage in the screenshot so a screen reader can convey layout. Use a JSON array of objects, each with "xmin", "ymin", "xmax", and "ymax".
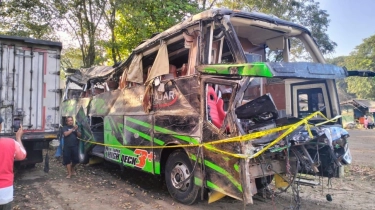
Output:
[
  {"xmin": 0, "ymin": 0, "xmax": 56, "ymax": 39},
  {"xmin": 61, "ymin": 48, "xmax": 84, "ymax": 70},
  {"xmin": 326, "ymin": 56, "xmax": 354, "ymax": 101},
  {"xmin": 53, "ymin": 0, "xmax": 107, "ymax": 68},
  {"xmin": 345, "ymin": 35, "xmax": 375, "ymax": 99},
  {"xmin": 330, "ymin": 35, "xmax": 375, "ymax": 100},
  {"xmin": 60, "ymin": 48, "xmax": 84, "ymax": 81},
  {"xmin": 2, "ymin": 0, "xmax": 335, "ymax": 69},
  {"xmin": 346, "ymin": 77, "xmax": 375, "ymax": 99},
  {"xmin": 110, "ymin": 0, "xmax": 200, "ymax": 62}
]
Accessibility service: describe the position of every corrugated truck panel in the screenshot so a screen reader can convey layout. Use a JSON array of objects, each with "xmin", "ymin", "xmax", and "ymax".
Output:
[
  {"xmin": 0, "ymin": 41, "xmax": 61, "ymax": 133},
  {"xmin": 0, "ymin": 45, "xmax": 15, "ymax": 132},
  {"xmin": 45, "ymin": 50, "xmax": 60, "ymax": 131}
]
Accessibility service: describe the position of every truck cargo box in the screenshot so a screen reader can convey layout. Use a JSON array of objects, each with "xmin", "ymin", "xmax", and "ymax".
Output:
[{"xmin": 0, "ymin": 35, "xmax": 62, "ymax": 165}]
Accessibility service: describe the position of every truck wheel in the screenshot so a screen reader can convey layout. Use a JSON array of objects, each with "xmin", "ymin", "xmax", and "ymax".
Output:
[{"xmin": 165, "ymin": 150, "xmax": 200, "ymax": 205}]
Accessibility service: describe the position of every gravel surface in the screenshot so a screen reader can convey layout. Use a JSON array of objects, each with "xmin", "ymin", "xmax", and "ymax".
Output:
[{"xmin": 11, "ymin": 130, "xmax": 375, "ymax": 209}]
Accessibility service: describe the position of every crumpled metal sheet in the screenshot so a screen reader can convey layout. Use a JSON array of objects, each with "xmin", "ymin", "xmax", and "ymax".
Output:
[
  {"xmin": 68, "ymin": 66, "xmax": 115, "ymax": 84},
  {"xmin": 267, "ymin": 62, "xmax": 347, "ymax": 79},
  {"xmin": 89, "ymin": 90, "xmax": 122, "ymax": 116},
  {"xmin": 109, "ymin": 85, "xmax": 145, "ymax": 115},
  {"xmin": 127, "ymin": 54, "xmax": 144, "ymax": 84},
  {"xmin": 145, "ymin": 42, "xmax": 169, "ymax": 84}
]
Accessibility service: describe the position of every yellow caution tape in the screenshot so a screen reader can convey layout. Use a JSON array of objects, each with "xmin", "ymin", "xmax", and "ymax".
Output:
[
  {"xmin": 44, "ymin": 134, "xmax": 58, "ymax": 139},
  {"xmin": 77, "ymin": 111, "xmax": 340, "ymax": 159}
]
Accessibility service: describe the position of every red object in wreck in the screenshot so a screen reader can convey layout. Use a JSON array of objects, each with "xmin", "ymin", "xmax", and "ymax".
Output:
[{"xmin": 207, "ymin": 86, "xmax": 226, "ymax": 128}]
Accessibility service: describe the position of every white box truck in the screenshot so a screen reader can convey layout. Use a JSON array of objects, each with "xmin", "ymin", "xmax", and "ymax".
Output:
[{"xmin": 0, "ymin": 35, "xmax": 61, "ymax": 166}]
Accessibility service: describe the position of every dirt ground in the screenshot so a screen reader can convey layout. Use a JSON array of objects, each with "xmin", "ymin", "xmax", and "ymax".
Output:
[{"xmin": 12, "ymin": 129, "xmax": 375, "ymax": 210}]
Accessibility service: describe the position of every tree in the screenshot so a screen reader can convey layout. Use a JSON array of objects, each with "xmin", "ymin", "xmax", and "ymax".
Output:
[
  {"xmin": 61, "ymin": 47, "xmax": 84, "ymax": 70},
  {"xmin": 0, "ymin": 0, "xmax": 56, "ymax": 39},
  {"xmin": 99, "ymin": 0, "xmax": 122, "ymax": 64},
  {"xmin": 2, "ymin": 0, "xmax": 336, "ymax": 67},
  {"xmin": 327, "ymin": 56, "xmax": 355, "ymax": 101},
  {"xmin": 344, "ymin": 35, "xmax": 375, "ymax": 99},
  {"xmin": 51, "ymin": 0, "xmax": 107, "ymax": 68},
  {"xmin": 112, "ymin": 0, "xmax": 200, "ymax": 59}
]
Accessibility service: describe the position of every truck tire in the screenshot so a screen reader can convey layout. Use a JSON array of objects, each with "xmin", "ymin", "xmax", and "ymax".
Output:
[{"xmin": 165, "ymin": 150, "xmax": 200, "ymax": 205}]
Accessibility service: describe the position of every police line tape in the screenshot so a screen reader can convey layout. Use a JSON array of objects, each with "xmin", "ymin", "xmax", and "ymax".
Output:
[{"xmin": 77, "ymin": 111, "xmax": 339, "ymax": 159}]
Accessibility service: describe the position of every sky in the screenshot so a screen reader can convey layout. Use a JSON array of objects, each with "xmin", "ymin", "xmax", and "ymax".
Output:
[{"xmin": 316, "ymin": 0, "xmax": 375, "ymax": 58}]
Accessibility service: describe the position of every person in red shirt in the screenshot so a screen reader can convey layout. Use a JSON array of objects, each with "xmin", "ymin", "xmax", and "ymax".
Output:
[{"xmin": 0, "ymin": 117, "xmax": 26, "ymax": 210}]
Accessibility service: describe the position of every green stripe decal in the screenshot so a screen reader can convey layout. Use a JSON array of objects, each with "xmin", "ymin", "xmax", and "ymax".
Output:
[
  {"xmin": 207, "ymin": 181, "xmax": 225, "ymax": 193},
  {"xmin": 125, "ymin": 126, "xmax": 164, "ymax": 145},
  {"xmin": 194, "ymin": 177, "xmax": 203, "ymax": 186},
  {"xmin": 204, "ymin": 159, "xmax": 242, "ymax": 192},
  {"xmin": 104, "ymin": 117, "xmax": 154, "ymax": 173},
  {"xmin": 127, "ymin": 117, "xmax": 199, "ymax": 144},
  {"xmin": 194, "ymin": 177, "xmax": 226, "ymax": 195},
  {"xmin": 234, "ymin": 164, "xmax": 239, "ymax": 172},
  {"xmin": 126, "ymin": 117, "xmax": 242, "ymax": 192},
  {"xmin": 191, "ymin": 154, "xmax": 242, "ymax": 192},
  {"xmin": 200, "ymin": 63, "xmax": 273, "ymax": 77}
]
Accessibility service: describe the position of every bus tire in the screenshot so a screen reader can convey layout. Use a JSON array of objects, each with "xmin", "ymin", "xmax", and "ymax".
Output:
[{"xmin": 165, "ymin": 150, "xmax": 199, "ymax": 205}]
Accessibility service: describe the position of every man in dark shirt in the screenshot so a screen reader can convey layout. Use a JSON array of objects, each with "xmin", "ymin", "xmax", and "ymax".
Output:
[{"xmin": 62, "ymin": 116, "xmax": 81, "ymax": 178}]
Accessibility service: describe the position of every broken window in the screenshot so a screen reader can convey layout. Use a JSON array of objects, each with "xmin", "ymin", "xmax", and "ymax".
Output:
[
  {"xmin": 230, "ymin": 17, "xmax": 316, "ymax": 63},
  {"xmin": 297, "ymin": 88, "xmax": 326, "ymax": 118},
  {"xmin": 142, "ymin": 35, "xmax": 194, "ymax": 85},
  {"xmin": 202, "ymin": 22, "xmax": 235, "ymax": 65},
  {"xmin": 298, "ymin": 93, "xmax": 308, "ymax": 111},
  {"xmin": 167, "ymin": 38, "xmax": 190, "ymax": 77},
  {"xmin": 142, "ymin": 51, "xmax": 158, "ymax": 84},
  {"xmin": 205, "ymin": 83, "xmax": 234, "ymax": 130},
  {"xmin": 238, "ymin": 37, "xmax": 265, "ymax": 63},
  {"xmin": 64, "ymin": 81, "xmax": 84, "ymax": 100},
  {"xmin": 219, "ymin": 38, "xmax": 235, "ymax": 64}
]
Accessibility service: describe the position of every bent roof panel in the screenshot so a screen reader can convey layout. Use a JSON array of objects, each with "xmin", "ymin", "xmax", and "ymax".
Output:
[
  {"xmin": 68, "ymin": 66, "xmax": 115, "ymax": 84},
  {"xmin": 133, "ymin": 9, "xmax": 311, "ymax": 54}
]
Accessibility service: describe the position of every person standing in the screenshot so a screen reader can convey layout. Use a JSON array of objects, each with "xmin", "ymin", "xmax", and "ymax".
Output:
[
  {"xmin": 368, "ymin": 115, "xmax": 374, "ymax": 129},
  {"xmin": 62, "ymin": 116, "xmax": 81, "ymax": 178},
  {"xmin": 0, "ymin": 117, "xmax": 26, "ymax": 210},
  {"xmin": 364, "ymin": 116, "xmax": 369, "ymax": 129}
]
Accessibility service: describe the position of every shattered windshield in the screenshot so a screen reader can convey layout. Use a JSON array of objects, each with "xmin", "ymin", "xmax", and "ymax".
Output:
[{"xmin": 230, "ymin": 17, "xmax": 315, "ymax": 63}]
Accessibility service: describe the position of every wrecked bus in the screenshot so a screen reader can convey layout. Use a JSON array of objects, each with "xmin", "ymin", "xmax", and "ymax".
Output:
[{"xmin": 61, "ymin": 9, "xmax": 352, "ymax": 206}]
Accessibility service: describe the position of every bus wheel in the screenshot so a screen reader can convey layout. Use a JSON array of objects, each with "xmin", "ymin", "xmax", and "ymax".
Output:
[{"xmin": 165, "ymin": 150, "xmax": 199, "ymax": 205}]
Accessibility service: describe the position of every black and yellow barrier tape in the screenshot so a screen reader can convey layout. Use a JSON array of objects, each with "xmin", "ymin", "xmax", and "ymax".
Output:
[{"xmin": 77, "ymin": 111, "xmax": 339, "ymax": 159}]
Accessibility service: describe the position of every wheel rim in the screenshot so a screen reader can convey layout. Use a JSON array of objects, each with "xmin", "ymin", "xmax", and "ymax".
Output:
[{"xmin": 170, "ymin": 162, "xmax": 191, "ymax": 191}]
